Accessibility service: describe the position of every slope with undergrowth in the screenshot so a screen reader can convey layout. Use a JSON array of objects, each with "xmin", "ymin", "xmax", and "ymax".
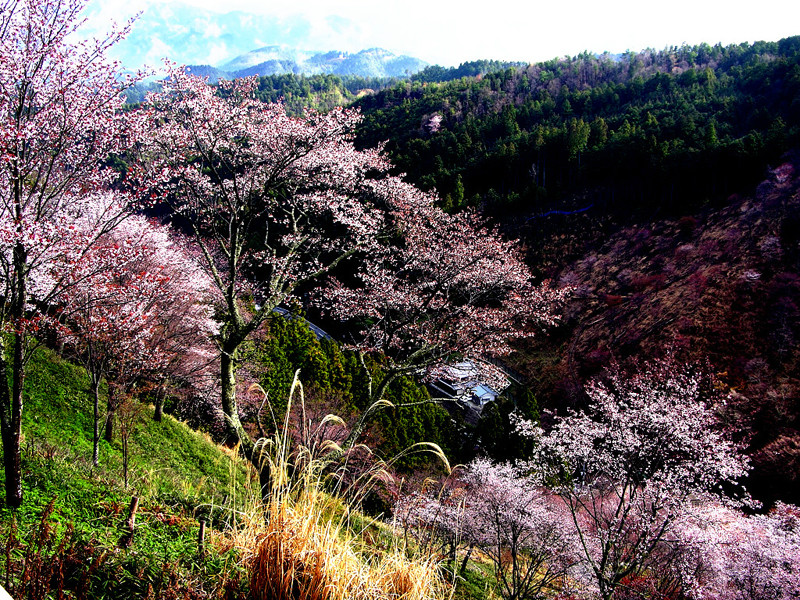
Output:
[{"xmin": 0, "ymin": 345, "xmax": 453, "ymax": 599}]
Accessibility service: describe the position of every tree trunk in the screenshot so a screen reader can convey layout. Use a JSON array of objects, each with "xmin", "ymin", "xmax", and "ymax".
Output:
[
  {"xmin": 258, "ymin": 460, "xmax": 273, "ymax": 502},
  {"xmin": 1, "ymin": 166, "xmax": 28, "ymax": 508},
  {"xmin": 93, "ymin": 378, "xmax": 101, "ymax": 467},
  {"xmin": 220, "ymin": 349, "xmax": 239, "ymax": 442},
  {"xmin": 122, "ymin": 435, "xmax": 129, "ymax": 488},
  {"xmin": 1, "ymin": 415, "xmax": 23, "ymax": 508},
  {"xmin": 104, "ymin": 403, "xmax": 115, "ymax": 443},
  {"xmin": 460, "ymin": 543, "xmax": 475, "ymax": 575},
  {"xmin": 153, "ymin": 392, "xmax": 164, "ymax": 422},
  {"xmin": 119, "ymin": 496, "xmax": 139, "ymax": 548},
  {"xmin": 220, "ymin": 344, "xmax": 252, "ymax": 458},
  {"xmin": 1, "ymin": 331, "xmax": 26, "ymax": 508},
  {"xmin": 2, "ymin": 238, "xmax": 29, "ymax": 508}
]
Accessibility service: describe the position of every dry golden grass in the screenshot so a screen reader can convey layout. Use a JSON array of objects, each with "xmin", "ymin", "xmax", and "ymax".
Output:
[{"xmin": 215, "ymin": 373, "xmax": 447, "ymax": 600}]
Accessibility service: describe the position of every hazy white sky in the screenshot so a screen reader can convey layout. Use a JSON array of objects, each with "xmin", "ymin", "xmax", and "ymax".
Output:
[{"xmin": 84, "ymin": 0, "xmax": 800, "ymax": 67}]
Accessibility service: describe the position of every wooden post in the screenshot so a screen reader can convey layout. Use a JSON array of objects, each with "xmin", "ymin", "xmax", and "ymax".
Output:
[
  {"xmin": 198, "ymin": 520, "xmax": 206, "ymax": 554},
  {"xmin": 119, "ymin": 496, "xmax": 139, "ymax": 548}
]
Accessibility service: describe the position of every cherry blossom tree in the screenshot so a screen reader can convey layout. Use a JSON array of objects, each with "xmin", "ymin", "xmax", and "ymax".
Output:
[
  {"xmin": 320, "ymin": 181, "xmax": 567, "ymax": 450},
  {"xmin": 460, "ymin": 458, "xmax": 581, "ymax": 600},
  {"xmin": 395, "ymin": 459, "xmax": 580, "ymax": 600},
  {"xmin": 0, "ymin": 0, "xmax": 138, "ymax": 506},
  {"xmin": 134, "ymin": 69, "xmax": 565, "ymax": 465},
  {"xmin": 134, "ymin": 70, "xmax": 388, "ymax": 456},
  {"xmin": 521, "ymin": 360, "xmax": 751, "ymax": 600},
  {"xmin": 103, "ymin": 220, "xmax": 217, "ymax": 425},
  {"xmin": 57, "ymin": 215, "xmax": 215, "ymax": 466},
  {"xmin": 60, "ymin": 245, "xmax": 158, "ymax": 467},
  {"xmin": 394, "ymin": 476, "xmax": 470, "ymax": 566},
  {"xmin": 675, "ymin": 501, "xmax": 800, "ymax": 600}
]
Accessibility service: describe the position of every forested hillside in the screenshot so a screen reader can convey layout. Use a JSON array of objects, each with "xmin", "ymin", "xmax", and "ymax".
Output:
[
  {"xmin": 353, "ymin": 38, "xmax": 800, "ymax": 221},
  {"xmin": 513, "ymin": 158, "xmax": 800, "ymax": 505},
  {"xmin": 252, "ymin": 73, "xmax": 396, "ymax": 115}
]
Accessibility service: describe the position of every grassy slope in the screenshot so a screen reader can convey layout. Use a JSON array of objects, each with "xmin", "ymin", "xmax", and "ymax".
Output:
[
  {"xmin": 0, "ymin": 345, "xmax": 490, "ymax": 599},
  {"xmin": 0, "ymin": 344, "xmax": 253, "ymax": 598}
]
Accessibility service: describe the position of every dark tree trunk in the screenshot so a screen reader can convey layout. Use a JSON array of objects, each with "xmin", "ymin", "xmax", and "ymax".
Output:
[
  {"xmin": 1, "ymin": 307, "xmax": 27, "ymax": 508},
  {"xmin": 1, "ymin": 418, "xmax": 23, "ymax": 508},
  {"xmin": 93, "ymin": 378, "xmax": 101, "ymax": 466},
  {"xmin": 153, "ymin": 396, "xmax": 164, "ymax": 421},
  {"xmin": 1, "ymin": 342, "xmax": 24, "ymax": 508},
  {"xmin": 1, "ymin": 168, "xmax": 27, "ymax": 508},
  {"xmin": 460, "ymin": 543, "xmax": 475, "ymax": 575},
  {"xmin": 258, "ymin": 461, "xmax": 272, "ymax": 503},
  {"xmin": 122, "ymin": 435, "xmax": 129, "ymax": 488},
  {"xmin": 104, "ymin": 404, "xmax": 115, "ymax": 443}
]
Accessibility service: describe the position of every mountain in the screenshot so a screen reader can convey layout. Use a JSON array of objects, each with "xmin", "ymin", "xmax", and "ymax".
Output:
[
  {"xmin": 219, "ymin": 46, "xmax": 315, "ymax": 74},
  {"xmin": 183, "ymin": 64, "xmax": 233, "ymax": 82},
  {"xmin": 218, "ymin": 46, "xmax": 428, "ymax": 79}
]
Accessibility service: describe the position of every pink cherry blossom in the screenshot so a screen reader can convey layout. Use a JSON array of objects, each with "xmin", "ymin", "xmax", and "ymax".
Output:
[
  {"xmin": 55, "ymin": 214, "xmax": 216, "ymax": 464},
  {"xmin": 520, "ymin": 360, "xmax": 752, "ymax": 599},
  {"xmin": 675, "ymin": 501, "xmax": 800, "ymax": 600}
]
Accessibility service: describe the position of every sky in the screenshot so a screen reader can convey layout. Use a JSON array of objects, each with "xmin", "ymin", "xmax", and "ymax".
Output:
[{"xmin": 81, "ymin": 0, "xmax": 800, "ymax": 69}]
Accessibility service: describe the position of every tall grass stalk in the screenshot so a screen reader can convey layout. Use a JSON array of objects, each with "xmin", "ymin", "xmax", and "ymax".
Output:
[{"xmin": 218, "ymin": 372, "xmax": 447, "ymax": 600}]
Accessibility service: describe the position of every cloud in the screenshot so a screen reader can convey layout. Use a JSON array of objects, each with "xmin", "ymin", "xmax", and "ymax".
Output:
[
  {"xmin": 205, "ymin": 42, "xmax": 231, "ymax": 65},
  {"xmin": 201, "ymin": 18, "xmax": 223, "ymax": 39},
  {"xmin": 140, "ymin": 36, "xmax": 176, "ymax": 69}
]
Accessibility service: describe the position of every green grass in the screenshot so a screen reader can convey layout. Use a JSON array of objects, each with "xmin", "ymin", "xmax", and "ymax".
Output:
[{"xmin": 0, "ymin": 345, "xmax": 253, "ymax": 598}]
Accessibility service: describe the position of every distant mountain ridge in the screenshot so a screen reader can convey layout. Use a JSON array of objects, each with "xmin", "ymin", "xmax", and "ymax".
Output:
[{"xmin": 186, "ymin": 46, "xmax": 428, "ymax": 82}]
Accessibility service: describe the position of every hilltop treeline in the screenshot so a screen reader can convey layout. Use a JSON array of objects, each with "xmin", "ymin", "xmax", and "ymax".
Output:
[
  {"xmin": 409, "ymin": 59, "xmax": 527, "ymax": 83},
  {"xmin": 252, "ymin": 73, "xmax": 397, "ymax": 115},
  {"xmin": 248, "ymin": 62, "xmax": 529, "ymax": 115},
  {"xmin": 352, "ymin": 38, "xmax": 800, "ymax": 220},
  {"xmin": 125, "ymin": 73, "xmax": 397, "ymax": 114}
]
